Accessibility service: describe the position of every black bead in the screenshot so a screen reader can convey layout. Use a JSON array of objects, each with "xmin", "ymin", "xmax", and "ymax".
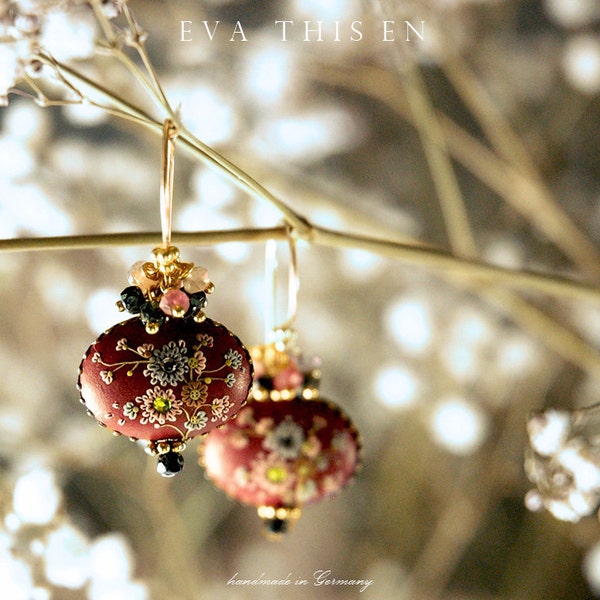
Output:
[
  {"xmin": 185, "ymin": 291, "xmax": 207, "ymax": 318},
  {"xmin": 120, "ymin": 286, "xmax": 146, "ymax": 314},
  {"xmin": 303, "ymin": 371, "xmax": 321, "ymax": 390},
  {"xmin": 156, "ymin": 451, "xmax": 184, "ymax": 477},
  {"xmin": 264, "ymin": 517, "xmax": 288, "ymax": 535},
  {"xmin": 140, "ymin": 301, "xmax": 166, "ymax": 326},
  {"xmin": 257, "ymin": 376, "xmax": 274, "ymax": 391}
]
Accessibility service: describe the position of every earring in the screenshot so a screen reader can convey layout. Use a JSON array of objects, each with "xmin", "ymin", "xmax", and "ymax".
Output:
[
  {"xmin": 78, "ymin": 120, "xmax": 253, "ymax": 477},
  {"xmin": 200, "ymin": 235, "xmax": 362, "ymax": 537}
]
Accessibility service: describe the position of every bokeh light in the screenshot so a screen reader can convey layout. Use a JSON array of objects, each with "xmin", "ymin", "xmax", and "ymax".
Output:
[
  {"xmin": 429, "ymin": 396, "xmax": 488, "ymax": 455},
  {"xmin": 375, "ymin": 363, "xmax": 421, "ymax": 410}
]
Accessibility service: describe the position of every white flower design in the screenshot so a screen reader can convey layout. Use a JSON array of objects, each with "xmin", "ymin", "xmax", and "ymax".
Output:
[
  {"xmin": 211, "ymin": 395, "xmax": 232, "ymax": 422},
  {"xmin": 143, "ymin": 340, "xmax": 189, "ymax": 386},
  {"xmin": 224, "ymin": 372, "xmax": 236, "ymax": 388},
  {"xmin": 100, "ymin": 370, "xmax": 113, "ymax": 384},
  {"xmin": 263, "ymin": 417, "xmax": 305, "ymax": 459},
  {"xmin": 123, "ymin": 401, "xmax": 139, "ymax": 420},
  {"xmin": 185, "ymin": 411, "xmax": 208, "ymax": 431},
  {"xmin": 224, "ymin": 349, "xmax": 243, "ymax": 369},
  {"xmin": 138, "ymin": 386, "xmax": 182, "ymax": 425}
]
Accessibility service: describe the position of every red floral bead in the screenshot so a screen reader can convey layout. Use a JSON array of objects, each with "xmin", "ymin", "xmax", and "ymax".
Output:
[
  {"xmin": 201, "ymin": 397, "xmax": 361, "ymax": 517},
  {"xmin": 78, "ymin": 317, "xmax": 252, "ymax": 443}
]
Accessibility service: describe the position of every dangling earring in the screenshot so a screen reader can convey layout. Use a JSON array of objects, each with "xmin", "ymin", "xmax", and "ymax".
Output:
[
  {"xmin": 78, "ymin": 120, "xmax": 253, "ymax": 477},
  {"xmin": 200, "ymin": 233, "xmax": 362, "ymax": 538}
]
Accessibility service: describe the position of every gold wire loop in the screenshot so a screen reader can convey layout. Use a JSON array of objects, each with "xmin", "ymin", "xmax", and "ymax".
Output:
[
  {"xmin": 160, "ymin": 119, "xmax": 178, "ymax": 248},
  {"xmin": 264, "ymin": 229, "xmax": 299, "ymax": 345}
]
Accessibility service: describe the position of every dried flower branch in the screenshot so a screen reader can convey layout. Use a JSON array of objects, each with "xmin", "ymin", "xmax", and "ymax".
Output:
[{"xmin": 2, "ymin": 0, "xmax": 600, "ymax": 382}]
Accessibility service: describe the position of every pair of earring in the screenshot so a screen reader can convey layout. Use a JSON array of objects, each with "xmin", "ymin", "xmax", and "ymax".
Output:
[{"xmin": 77, "ymin": 120, "xmax": 361, "ymax": 535}]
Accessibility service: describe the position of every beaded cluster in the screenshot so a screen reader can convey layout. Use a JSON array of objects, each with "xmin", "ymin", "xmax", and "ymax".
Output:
[
  {"xmin": 118, "ymin": 245, "xmax": 213, "ymax": 334},
  {"xmin": 249, "ymin": 333, "xmax": 321, "ymax": 402}
]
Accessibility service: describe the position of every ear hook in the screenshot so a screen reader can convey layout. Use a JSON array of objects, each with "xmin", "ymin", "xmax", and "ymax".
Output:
[
  {"xmin": 160, "ymin": 119, "xmax": 179, "ymax": 248},
  {"xmin": 264, "ymin": 229, "xmax": 299, "ymax": 347}
]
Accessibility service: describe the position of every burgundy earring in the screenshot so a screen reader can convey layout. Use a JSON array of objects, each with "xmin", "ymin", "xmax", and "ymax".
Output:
[
  {"xmin": 78, "ymin": 120, "xmax": 253, "ymax": 476},
  {"xmin": 200, "ymin": 238, "xmax": 361, "ymax": 536}
]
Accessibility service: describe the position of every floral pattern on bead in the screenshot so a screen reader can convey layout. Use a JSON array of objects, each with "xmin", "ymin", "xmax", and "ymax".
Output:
[
  {"xmin": 88, "ymin": 325, "xmax": 249, "ymax": 441},
  {"xmin": 100, "ymin": 370, "xmax": 113, "ymax": 384},
  {"xmin": 203, "ymin": 400, "xmax": 360, "ymax": 508},
  {"xmin": 211, "ymin": 395, "xmax": 233, "ymax": 422},
  {"xmin": 224, "ymin": 349, "xmax": 244, "ymax": 369},
  {"xmin": 144, "ymin": 340, "xmax": 189, "ymax": 386},
  {"xmin": 189, "ymin": 351, "xmax": 207, "ymax": 375},
  {"xmin": 263, "ymin": 417, "xmax": 305, "ymax": 459},
  {"xmin": 196, "ymin": 333, "xmax": 213, "ymax": 348},
  {"xmin": 181, "ymin": 381, "xmax": 209, "ymax": 406},
  {"xmin": 139, "ymin": 386, "xmax": 182, "ymax": 425},
  {"xmin": 185, "ymin": 411, "xmax": 208, "ymax": 431},
  {"xmin": 123, "ymin": 402, "xmax": 139, "ymax": 420}
]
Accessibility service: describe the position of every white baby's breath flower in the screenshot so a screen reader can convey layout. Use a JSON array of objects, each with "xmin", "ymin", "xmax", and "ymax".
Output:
[
  {"xmin": 0, "ymin": 44, "xmax": 21, "ymax": 100},
  {"xmin": 39, "ymin": 8, "xmax": 97, "ymax": 61}
]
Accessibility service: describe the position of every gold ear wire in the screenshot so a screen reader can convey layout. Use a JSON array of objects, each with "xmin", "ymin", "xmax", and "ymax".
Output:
[{"xmin": 160, "ymin": 119, "xmax": 178, "ymax": 248}]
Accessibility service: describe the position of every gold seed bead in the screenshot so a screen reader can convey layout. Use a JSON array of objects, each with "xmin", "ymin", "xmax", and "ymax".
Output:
[
  {"xmin": 157, "ymin": 441, "xmax": 171, "ymax": 455},
  {"xmin": 171, "ymin": 305, "xmax": 186, "ymax": 318},
  {"xmin": 146, "ymin": 322, "xmax": 160, "ymax": 335}
]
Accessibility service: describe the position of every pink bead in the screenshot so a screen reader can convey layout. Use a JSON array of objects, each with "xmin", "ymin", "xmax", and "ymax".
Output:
[
  {"xmin": 273, "ymin": 363, "xmax": 304, "ymax": 391},
  {"xmin": 182, "ymin": 266, "xmax": 210, "ymax": 294},
  {"xmin": 159, "ymin": 288, "xmax": 190, "ymax": 317}
]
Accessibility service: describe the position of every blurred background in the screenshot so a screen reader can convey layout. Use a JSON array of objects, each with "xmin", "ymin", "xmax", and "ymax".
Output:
[{"xmin": 2, "ymin": 0, "xmax": 600, "ymax": 598}]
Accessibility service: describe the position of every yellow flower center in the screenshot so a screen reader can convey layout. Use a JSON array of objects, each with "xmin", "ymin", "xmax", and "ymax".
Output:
[
  {"xmin": 153, "ymin": 396, "xmax": 172, "ymax": 413},
  {"xmin": 266, "ymin": 466, "xmax": 287, "ymax": 483},
  {"xmin": 189, "ymin": 388, "xmax": 203, "ymax": 401}
]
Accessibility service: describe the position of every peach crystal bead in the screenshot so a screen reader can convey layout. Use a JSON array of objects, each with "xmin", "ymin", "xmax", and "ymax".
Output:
[
  {"xmin": 182, "ymin": 266, "xmax": 210, "ymax": 294},
  {"xmin": 128, "ymin": 260, "xmax": 155, "ymax": 292}
]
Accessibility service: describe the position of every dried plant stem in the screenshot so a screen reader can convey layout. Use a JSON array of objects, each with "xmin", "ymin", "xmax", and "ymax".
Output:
[
  {"xmin": 309, "ymin": 62, "xmax": 600, "ymax": 276},
  {"xmin": 398, "ymin": 50, "xmax": 477, "ymax": 257},
  {"xmin": 441, "ymin": 53, "xmax": 539, "ymax": 176},
  {"xmin": 369, "ymin": 30, "xmax": 600, "ymax": 375},
  {"xmin": 0, "ymin": 228, "xmax": 289, "ymax": 252},
  {"xmin": 440, "ymin": 117, "xmax": 600, "ymax": 277},
  {"xmin": 26, "ymin": 42, "xmax": 600, "ymax": 372},
  {"xmin": 4, "ymin": 226, "xmax": 599, "ymax": 304},
  {"xmin": 33, "ymin": 54, "xmax": 312, "ymax": 237}
]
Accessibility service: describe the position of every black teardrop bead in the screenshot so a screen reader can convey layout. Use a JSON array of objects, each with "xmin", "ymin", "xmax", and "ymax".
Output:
[
  {"xmin": 156, "ymin": 451, "xmax": 184, "ymax": 477},
  {"xmin": 264, "ymin": 517, "xmax": 288, "ymax": 535},
  {"xmin": 120, "ymin": 286, "xmax": 146, "ymax": 314},
  {"xmin": 185, "ymin": 291, "xmax": 207, "ymax": 318},
  {"xmin": 140, "ymin": 301, "xmax": 166, "ymax": 326}
]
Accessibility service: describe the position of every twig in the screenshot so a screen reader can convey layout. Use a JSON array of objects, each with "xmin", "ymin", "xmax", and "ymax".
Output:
[
  {"xmin": 34, "ymin": 55, "xmax": 312, "ymax": 237},
  {"xmin": 307, "ymin": 61, "xmax": 600, "ymax": 276},
  {"xmin": 2, "ymin": 226, "xmax": 600, "ymax": 307},
  {"xmin": 384, "ymin": 7, "xmax": 477, "ymax": 258}
]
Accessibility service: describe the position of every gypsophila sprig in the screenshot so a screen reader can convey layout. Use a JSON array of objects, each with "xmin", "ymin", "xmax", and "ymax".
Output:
[{"xmin": 0, "ymin": 0, "xmax": 127, "ymax": 103}]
